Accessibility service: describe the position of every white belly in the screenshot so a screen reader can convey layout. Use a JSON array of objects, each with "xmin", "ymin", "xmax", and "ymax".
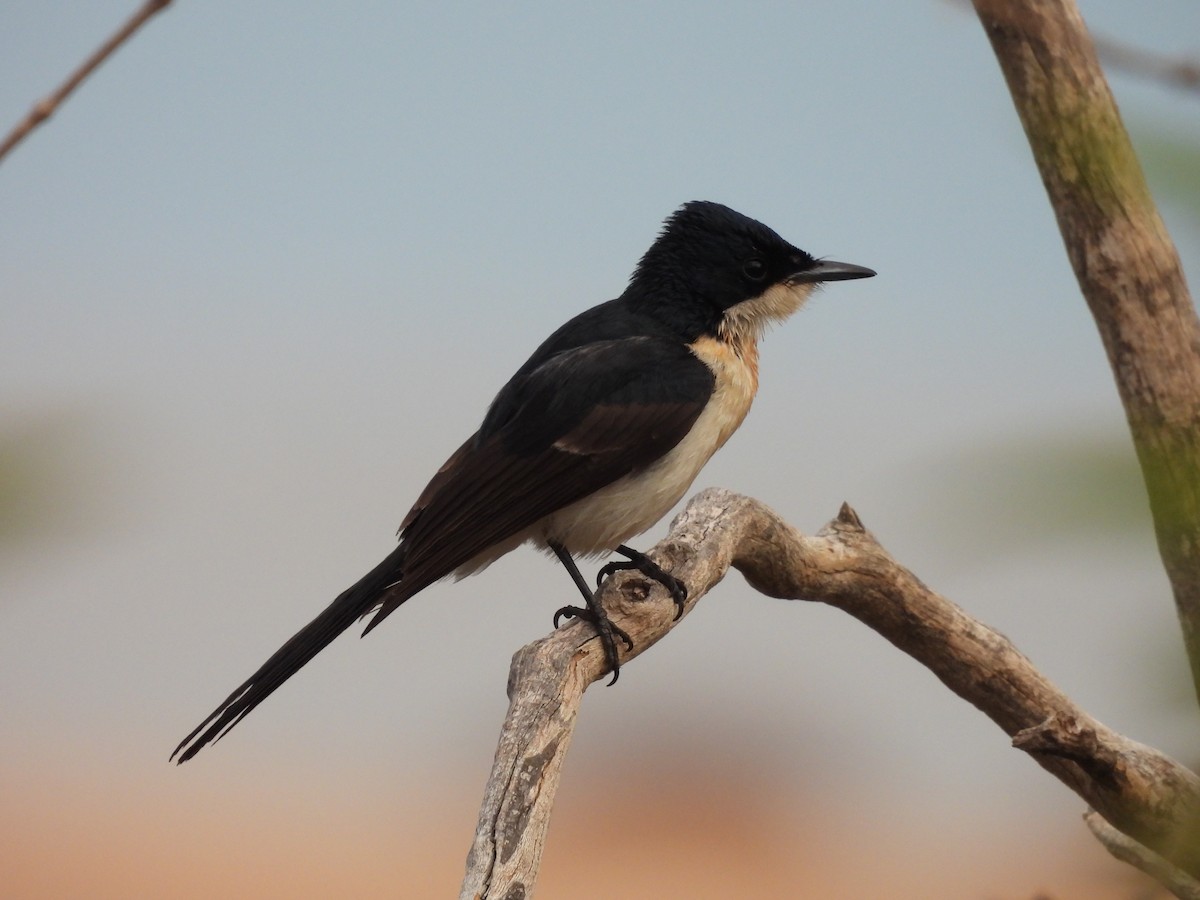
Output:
[
  {"xmin": 451, "ymin": 333, "xmax": 759, "ymax": 577},
  {"xmin": 538, "ymin": 333, "xmax": 758, "ymax": 555}
]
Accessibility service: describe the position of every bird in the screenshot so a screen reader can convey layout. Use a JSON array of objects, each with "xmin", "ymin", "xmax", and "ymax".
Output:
[{"xmin": 171, "ymin": 200, "xmax": 874, "ymax": 763}]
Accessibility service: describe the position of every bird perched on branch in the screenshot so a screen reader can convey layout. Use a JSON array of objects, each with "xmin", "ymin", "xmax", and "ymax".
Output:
[{"xmin": 172, "ymin": 200, "xmax": 874, "ymax": 763}]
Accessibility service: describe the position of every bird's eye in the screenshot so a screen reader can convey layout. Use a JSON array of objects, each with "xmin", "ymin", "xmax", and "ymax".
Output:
[{"xmin": 742, "ymin": 258, "xmax": 767, "ymax": 281}]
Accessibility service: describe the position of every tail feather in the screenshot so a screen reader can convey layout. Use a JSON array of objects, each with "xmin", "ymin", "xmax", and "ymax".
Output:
[{"xmin": 171, "ymin": 546, "xmax": 409, "ymax": 764}]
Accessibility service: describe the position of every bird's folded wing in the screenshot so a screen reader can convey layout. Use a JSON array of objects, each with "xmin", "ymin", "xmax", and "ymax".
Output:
[{"xmin": 372, "ymin": 336, "xmax": 715, "ymax": 622}]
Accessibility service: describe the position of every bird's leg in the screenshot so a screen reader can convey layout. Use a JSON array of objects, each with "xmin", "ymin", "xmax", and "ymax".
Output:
[
  {"xmin": 596, "ymin": 544, "xmax": 687, "ymax": 620},
  {"xmin": 549, "ymin": 541, "xmax": 632, "ymax": 685}
]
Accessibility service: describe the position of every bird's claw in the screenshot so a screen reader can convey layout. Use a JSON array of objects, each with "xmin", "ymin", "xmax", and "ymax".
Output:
[
  {"xmin": 596, "ymin": 550, "xmax": 688, "ymax": 620},
  {"xmin": 551, "ymin": 602, "xmax": 632, "ymax": 684},
  {"xmin": 594, "ymin": 558, "xmax": 632, "ymax": 588},
  {"xmin": 553, "ymin": 604, "xmax": 585, "ymax": 629},
  {"xmin": 665, "ymin": 576, "xmax": 687, "ymax": 620}
]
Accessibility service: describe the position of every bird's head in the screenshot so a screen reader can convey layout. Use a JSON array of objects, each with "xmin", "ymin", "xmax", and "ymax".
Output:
[{"xmin": 627, "ymin": 201, "xmax": 874, "ymax": 342}]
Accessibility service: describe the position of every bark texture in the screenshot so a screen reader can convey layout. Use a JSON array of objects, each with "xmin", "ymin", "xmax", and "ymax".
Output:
[
  {"xmin": 971, "ymin": 0, "xmax": 1200, "ymax": 703},
  {"xmin": 461, "ymin": 490, "xmax": 1200, "ymax": 898}
]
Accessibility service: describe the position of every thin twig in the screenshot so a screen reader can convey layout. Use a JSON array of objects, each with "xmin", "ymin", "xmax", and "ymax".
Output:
[
  {"xmin": 1094, "ymin": 35, "xmax": 1200, "ymax": 98},
  {"xmin": 945, "ymin": 0, "xmax": 1200, "ymax": 98},
  {"xmin": 1085, "ymin": 810, "xmax": 1200, "ymax": 900},
  {"xmin": 0, "ymin": 0, "xmax": 173, "ymax": 164}
]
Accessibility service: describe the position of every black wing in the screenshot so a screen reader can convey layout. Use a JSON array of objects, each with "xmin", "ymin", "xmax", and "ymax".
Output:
[
  {"xmin": 172, "ymin": 334, "xmax": 713, "ymax": 762},
  {"xmin": 369, "ymin": 334, "xmax": 714, "ymax": 624}
]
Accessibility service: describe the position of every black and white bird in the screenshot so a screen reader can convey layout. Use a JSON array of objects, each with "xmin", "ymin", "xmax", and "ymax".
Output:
[{"xmin": 172, "ymin": 200, "xmax": 874, "ymax": 763}]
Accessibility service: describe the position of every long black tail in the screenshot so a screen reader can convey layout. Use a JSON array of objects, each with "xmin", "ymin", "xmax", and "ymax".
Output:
[{"xmin": 171, "ymin": 545, "xmax": 410, "ymax": 764}]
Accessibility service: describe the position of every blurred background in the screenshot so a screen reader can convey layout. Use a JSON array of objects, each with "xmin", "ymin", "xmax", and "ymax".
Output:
[{"xmin": 3, "ymin": 1, "xmax": 1199, "ymax": 897}]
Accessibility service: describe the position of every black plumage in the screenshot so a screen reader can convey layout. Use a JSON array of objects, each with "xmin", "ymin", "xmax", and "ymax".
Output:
[{"xmin": 171, "ymin": 201, "xmax": 874, "ymax": 763}]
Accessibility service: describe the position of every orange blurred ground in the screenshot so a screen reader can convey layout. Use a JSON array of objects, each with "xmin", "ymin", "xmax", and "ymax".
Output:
[{"xmin": 1, "ymin": 752, "xmax": 1161, "ymax": 899}]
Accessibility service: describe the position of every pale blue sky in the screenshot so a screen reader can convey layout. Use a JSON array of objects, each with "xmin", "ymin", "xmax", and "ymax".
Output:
[{"xmin": 2, "ymin": 1, "xmax": 1199, "ymax": 893}]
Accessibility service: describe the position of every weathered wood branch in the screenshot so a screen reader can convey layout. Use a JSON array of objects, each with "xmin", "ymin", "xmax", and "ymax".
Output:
[
  {"xmin": 461, "ymin": 489, "xmax": 1200, "ymax": 898},
  {"xmin": 970, "ymin": 0, "xmax": 1200, "ymax": 704}
]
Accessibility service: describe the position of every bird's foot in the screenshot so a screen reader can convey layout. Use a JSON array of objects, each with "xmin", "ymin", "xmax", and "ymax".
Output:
[
  {"xmin": 597, "ymin": 545, "xmax": 688, "ymax": 620},
  {"xmin": 552, "ymin": 604, "xmax": 586, "ymax": 629},
  {"xmin": 552, "ymin": 602, "xmax": 633, "ymax": 685}
]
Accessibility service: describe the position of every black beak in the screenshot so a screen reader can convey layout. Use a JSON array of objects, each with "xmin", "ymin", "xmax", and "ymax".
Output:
[{"xmin": 788, "ymin": 259, "xmax": 876, "ymax": 284}]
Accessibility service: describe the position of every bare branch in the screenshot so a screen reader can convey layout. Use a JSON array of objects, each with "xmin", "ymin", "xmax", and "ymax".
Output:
[
  {"xmin": 462, "ymin": 489, "xmax": 1200, "ymax": 897},
  {"xmin": 1093, "ymin": 36, "xmax": 1200, "ymax": 99},
  {"xmin": 970, "ymin": 0, "xmax": 1200, "ymax": 705},
  {"xmin": 0, "ymin": 0, "xmax": 172, "ymax": 165},
  {"xmin": 1084, "ymin": 810, "xmax": 1200, "ymax": 900},
  {"xmin": 946, "ymin": 0, "xmax": 1200, "ymax": 98}
]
